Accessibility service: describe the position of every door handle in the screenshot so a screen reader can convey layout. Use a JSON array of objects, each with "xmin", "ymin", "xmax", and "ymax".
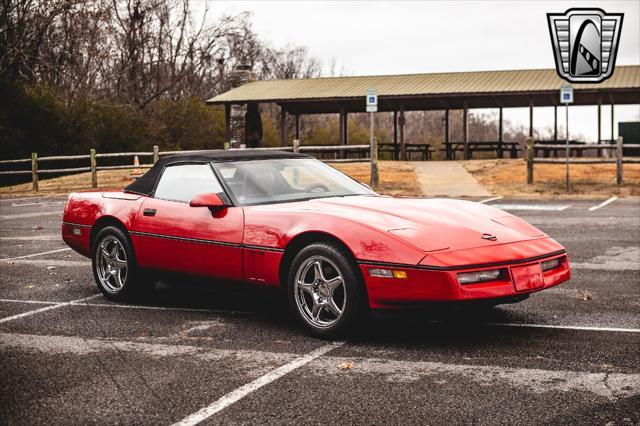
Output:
[{"xmin": 143, "ymin": 208, "xmax": 156, "ymax": 217}]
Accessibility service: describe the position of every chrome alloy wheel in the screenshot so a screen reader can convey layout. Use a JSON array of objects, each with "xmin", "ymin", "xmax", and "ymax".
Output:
[
  {"xmin": 294, "ymin": 255, "xmax": 346, "ymax": 329},
  {"xmin": 96, "ymin": 235, "xmax": 128, "ymax": 293}
]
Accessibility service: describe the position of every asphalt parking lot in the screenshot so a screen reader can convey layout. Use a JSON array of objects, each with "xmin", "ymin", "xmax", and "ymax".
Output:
[{"xmin": 1, "ymin": 195, "xmax": 638, "ymax": 425}]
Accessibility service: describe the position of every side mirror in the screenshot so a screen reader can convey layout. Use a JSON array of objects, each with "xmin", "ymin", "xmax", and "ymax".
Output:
[{"xmin": 189, "ymin": 193, "xmax": 228, "ymax": 210}]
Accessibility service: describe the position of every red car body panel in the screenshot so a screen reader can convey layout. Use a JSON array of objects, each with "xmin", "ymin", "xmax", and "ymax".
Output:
[
  {"xmin": 62, "ymin": 189, "xmax": 571, "ymax": 309},
  {"xmin": 132, "ymin": 197, "xmax": 244, "ymax": 280}
]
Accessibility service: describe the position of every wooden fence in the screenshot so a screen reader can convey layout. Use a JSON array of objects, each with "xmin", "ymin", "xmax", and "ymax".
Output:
[
  {"xmin": 0, "ymin": 143, "xmax": 371, "ymax": 191},
  {"xmin": 526, "ymin": 137, "xmax": 640, "ymax": 187}
]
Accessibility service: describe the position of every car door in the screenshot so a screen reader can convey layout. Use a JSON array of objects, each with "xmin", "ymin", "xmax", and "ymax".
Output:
[{"xmin": 130, "ymin": 162, "xmax": 244, "ymax": 280}]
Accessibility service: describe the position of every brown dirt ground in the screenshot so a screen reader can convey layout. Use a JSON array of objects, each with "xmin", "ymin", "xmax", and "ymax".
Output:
[
  {"xmin": 0, "ymin": 161, "xmax": 422, "ymax": 198},
  {"xmin": 462, "ymin": 159, "xmax": 640, "ymax": 198}
]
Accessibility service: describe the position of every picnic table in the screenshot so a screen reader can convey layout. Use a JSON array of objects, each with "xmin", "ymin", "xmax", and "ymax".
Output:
[
  {"xmin": 534, "ymin": 140, "xmax": 617, "ymax": 158},
  {"xmin": 446, "ymin": 141, "xmax": 519, "ymax": 159},
  {"xmin": 377, "ymin": 143, "xmax": 433, "ymax": 161}
]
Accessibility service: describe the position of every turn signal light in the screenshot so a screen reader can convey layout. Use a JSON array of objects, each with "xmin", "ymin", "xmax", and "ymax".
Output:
[
  {"xmin": 392, "ymin": 270, "xmax": 408, "ymax": 279},
  {"xmin": 369, "ymin": 268, "xmax": 408, "ymax": 279},
  {"xmin": 457, "ymin": 269, "xmax": 503, "ymax": 285}
]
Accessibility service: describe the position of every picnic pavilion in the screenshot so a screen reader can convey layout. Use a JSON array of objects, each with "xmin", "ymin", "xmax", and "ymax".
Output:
[{"xmin": 207, "ymin": 65, "xmax": 640, "ymax": 160}]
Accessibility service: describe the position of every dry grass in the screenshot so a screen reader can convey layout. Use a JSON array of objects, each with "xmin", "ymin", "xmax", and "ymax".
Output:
[
  {"xmin": 331, "ymin": 161, "xmax": 422, "ymax": 197},
  {"xmin": 0, "ymin": 169, "xmax": 141, "ymax": 198},
  {"xmin": 0, "ymin": 161, "xmax": 422, "ymax": 198},
  {"xmin": 463, "ymin": 159, "xmax": 640, "ymax": 198}
]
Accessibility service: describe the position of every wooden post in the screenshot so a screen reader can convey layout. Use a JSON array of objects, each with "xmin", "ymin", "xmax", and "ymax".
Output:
[
  {"xmin": 224, "ymin": 103, "xmax": 231, "ymax": 148},
  {"xmin": 153, "ymin": 145, "xmax": 159, "ymax": 163},
  {"xmin": 295, "ymin": 115, "xmax": 300, "ymax": 141},
  {"xmin": 616, "ymin": 136, "xmax": 623, "ymax": 187},
  {"xmin": 280, "ymin": 107, "xmax": 287, "ymax": 147},
  {"xmin": 498, "ymin": 107, "xmax": 504, "ymax": 159},
  {"xmin": 31, "ymin": 153, "xmax": 38, "ymax": 192},
  {"xmin": 399, "ymin": 107, "xmax": 406, "ymax": 161},
  {"xmin": 463, "ymin": 104, "xmax": 469, "ymax": 160},
  {"xmin": 444, "ymin": 109, "xmax": 450, "ymax": 160},
  {"xmin": 526, "ymin": 138, "xmax": 534, "ymax": 184},
  {"xmin": 393, "ymin": 111, "xmax": 398, "ymax": 160},
  {"xmin": 90, "ymin": 149, "xmax": 97, "ymax": 189}
]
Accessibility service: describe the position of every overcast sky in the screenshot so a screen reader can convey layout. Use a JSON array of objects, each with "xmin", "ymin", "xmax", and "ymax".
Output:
[{"xmin": 206, "ymin": 1, "xmax": 640, "ymax": 141}]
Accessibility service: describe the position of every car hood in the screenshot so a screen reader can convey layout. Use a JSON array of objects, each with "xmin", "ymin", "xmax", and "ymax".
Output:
[{"xmin": 303, "ymin": 196, "xmax": 547, "ymax": 252}]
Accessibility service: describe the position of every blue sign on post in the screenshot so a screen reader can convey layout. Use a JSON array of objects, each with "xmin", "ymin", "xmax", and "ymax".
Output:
[
  {"xmin": 366, "ymin": 89, "xmax": 378, "ymax": 112},
  {"xmin": 560, "ymin": 85, "xmax": 573, "ymax": 104}
]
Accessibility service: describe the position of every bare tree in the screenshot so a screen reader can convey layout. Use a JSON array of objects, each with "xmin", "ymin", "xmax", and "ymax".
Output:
[{"xmin": 107, "ymin": 0, "xmax": 245, "ymax": 109}]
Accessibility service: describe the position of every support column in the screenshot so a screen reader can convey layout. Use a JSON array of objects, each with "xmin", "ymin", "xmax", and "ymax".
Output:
[
  {"xmin": 224, "ymin": 103, "xmax": 231, "ymax": 147},
  {"xmin": 295, "ymin": 114, "xmax": 300, "ymax": 140},
  {"xmin": 529, "ymin": 100, "xmax": 534, "ymax": 139},
  {"xmin": 445, "ymin": 109, "xmax": 450, "ymax": 160},
  {"xmin": 597, "ymin": 101, "xmax": 602, "ymax": 145},
  {"xmin": 554, "ymin": 105, "xmax": 558, "ymax": 141},
  {"xmin": 399, "ymin": 107, "xmax": 406, "ymax": 161},
  {"xmin": 463, "ymin": 104, "xmax": 469, "ymax": 160},
  {"xmin": 498, "ymin": 107, "xmax": 504, "ymax": 159},
  {"xmin": 610, "ymin": 103, "xmax": 615, "ymax": 144},
  {"xmin": 339, "ymin": 110, "xmax": 348, "ymax": 159},
  {"xmin": 552, "ymin": 105, "xmax": 558, "ymax": 157},
  {"xmin": 280, "ymin": 107, "xmax": 287, "ymax": 147},
  {"xmin": 393, "ymin": 111, "xmax": 398, "ymax": 160}
]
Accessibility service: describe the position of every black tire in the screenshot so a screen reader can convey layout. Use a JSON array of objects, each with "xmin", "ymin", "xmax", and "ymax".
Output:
[
  {"xmin": 287, "ymin": 241, "xmax": 367, "ymax": 338},
  {"xmin": 91, "ymin": 226, "xmax": 153, "ymax": 301}
]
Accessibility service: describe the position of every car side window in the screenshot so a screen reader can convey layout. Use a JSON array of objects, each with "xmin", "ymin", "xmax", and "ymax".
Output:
[{"xmin": 154, "ymin": 164, "xmax": 223, "ymax": 203}]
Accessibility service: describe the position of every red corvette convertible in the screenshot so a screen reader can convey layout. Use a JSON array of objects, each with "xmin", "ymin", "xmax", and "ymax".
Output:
[{"xmin": 62, "ymin": 151, "xmax": 571, "ymax": 336}]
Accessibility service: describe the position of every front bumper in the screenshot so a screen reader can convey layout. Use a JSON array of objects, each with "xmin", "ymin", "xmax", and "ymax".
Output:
[{"xmin": 360, "ymin": 252, "xmax": 571, "ymax": 309}]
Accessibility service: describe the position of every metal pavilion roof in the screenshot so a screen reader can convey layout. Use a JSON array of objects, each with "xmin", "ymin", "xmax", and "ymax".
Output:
[{"xmin": 207, "ymin": 65, "xmax": 640, "ymax": 114}]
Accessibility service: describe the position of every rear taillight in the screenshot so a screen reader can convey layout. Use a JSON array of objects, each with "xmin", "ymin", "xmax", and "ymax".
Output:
[{"xmin": 541, "ymin": 257, "xmax": 563, "ymax": 271}]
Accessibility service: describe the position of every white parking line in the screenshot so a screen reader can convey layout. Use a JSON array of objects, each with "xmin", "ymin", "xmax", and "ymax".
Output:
[
  {"xmin": 0, "ymin": 298, "xmax": 254, "ymax": 315},
  {"xmin": 0, "ymin": 299, "xmax": 57, "ymax": 305},
  {"xmin": 588, "ymin": 196, "xmax": 618, "ymax": 212},
  {"xmin": 485, "ymin": 322, "xmax": 640, "ymax": 333},
  {"xmin": 172, "ymin": 341, "xmax": 345, "ymax": 425},
  {"xmin": 0, "ymin": 248, "xmax": 72, "ymax": 262},
  {"xmin": 0, "ymin": 211, "xmax": 62, "ymax": 220},
  {"xmin": 0, "ymin": 235, "xmax": 59, "ymax": 241},
  {"xmin": 479, "ymin": 196, "xmax": 503, "ymax": 204},
  {"xmin": 491, "ymin": 204, "xmax": 571, "ymax": 211},
  {"xmin": 0, "ymin": 196, "xmax": 50, "ymax": 202},
  {"xmin": 0, "ymin": 294, "xmax": 101, "ymax": 324},
  {"xmin": 11, "ymin": 201, "xmax": 64, "ymax": 207}
]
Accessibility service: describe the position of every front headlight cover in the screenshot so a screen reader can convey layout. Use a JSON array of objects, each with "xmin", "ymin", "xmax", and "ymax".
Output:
[{"xmin": 457, "ymin": 268, "xmax": 503, "ymax": 285}]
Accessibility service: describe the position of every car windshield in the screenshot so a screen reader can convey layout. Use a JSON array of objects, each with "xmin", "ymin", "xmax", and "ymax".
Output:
[{"xmin": 213, "ymin": 158, "xmax": 375, "ymax": 206}]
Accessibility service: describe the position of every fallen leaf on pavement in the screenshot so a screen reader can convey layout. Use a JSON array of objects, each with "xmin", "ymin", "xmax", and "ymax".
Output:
[{"xmin": 580, "ymin": 291, "xmax": 592, "ymax": 301}]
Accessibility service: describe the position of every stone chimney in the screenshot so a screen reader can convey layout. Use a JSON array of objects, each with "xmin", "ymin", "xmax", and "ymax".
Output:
[
  {"xmin": 228, "ymin": 64, "xmax": 261, "ymax": 147},
  {"xmin": 229, "ymin": 64, "xmax": 256, "ymax": 88}
]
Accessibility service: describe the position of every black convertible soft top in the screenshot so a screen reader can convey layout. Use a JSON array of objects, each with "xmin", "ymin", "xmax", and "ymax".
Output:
[{"xmin": 124, "ymin": 150, "xmax": 310, "ymax": 196}]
